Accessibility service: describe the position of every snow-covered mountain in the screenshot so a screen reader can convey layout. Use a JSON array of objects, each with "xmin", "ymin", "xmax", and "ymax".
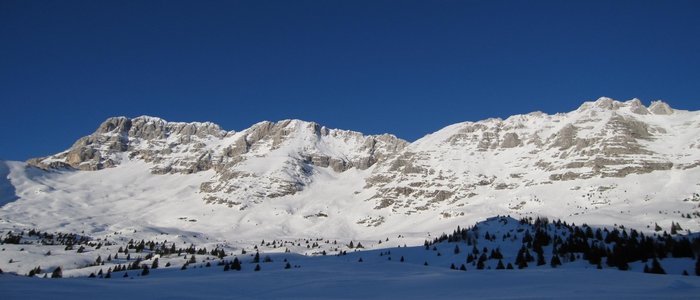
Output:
[{"xmin": 2, "ymin": 97, "xmax": 700, "ymax": 241}]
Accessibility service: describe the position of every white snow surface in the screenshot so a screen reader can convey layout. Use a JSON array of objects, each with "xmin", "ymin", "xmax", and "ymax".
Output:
[{"xmin": 1, "ymin": 97, "xmax": 700, "ymax": 298}]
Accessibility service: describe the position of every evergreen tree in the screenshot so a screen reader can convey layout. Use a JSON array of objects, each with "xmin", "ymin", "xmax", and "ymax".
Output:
[
  {"xmin": 123, "ymin": 272, "xmax": 129, "ymax": 278},
  {"xmin": 151, "ymin": 258, "xmax": 159, "ymax": 269},
  {"xmin": 496, "ymin": 260, "xmax": 505, "ymax": 270},
  {"xmin": 696, "ymin": 257, "xmax": 700, "ymax": 276},
  {"xmin": 141, "ymin": 265, "xmax": 150, "ymax": 276},
  {"xmin": 285, "ymin": 262, "xmax": 291, "ymax": 269},
  {"xmin": 450, "ymin": 263, "xmax": 456, "ymax": 270},
  {"xmin": 536, "ymin": 251, "xmax": 546, "ymax": 266},
  {"xmin": 231, "ymin": 257, "xmax": 242, "ymax": 271},
  {"xmin": 253, "ymin": 252, "xmax": 260, "ymax": 263},
  {"xmin": 506, "ymin": 263, "xmax": 514, "ymax": 270},
  {"xmin": 550, "ymin": 255, "xmax": 561, "ymax": 268},
  {"xmin": 223, "ymin": 262, "xmax": 230, "ymax": 271},
  {"xmin": 477, "ymin": 259, "xmax": 485, "ymax": 270},
  {"xmin": 400, "ymin": 256, "xmax": 405, "ymax": 262},
  {"xmin": 51, "ymin": 267, "xmax": 62, "ymax": 278},
  {"xmin": 254, "ymin": 264, "xmax": 261, "ymax": 271},
  {"xmin": 459, "ymin": 264, "xmax": 467, "ymax": 271},
  {"xmin": 649, "ymin": 258, "xmax": 666, "ymax": 274},
  {"xmin": 454, "ymin": 245, "xmax": 460, "ymax": 254}
]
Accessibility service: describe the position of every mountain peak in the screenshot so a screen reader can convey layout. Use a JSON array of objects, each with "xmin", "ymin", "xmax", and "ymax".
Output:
[
  {"xmin": 648, "ymin": 100, "xmax": 674, "ymax": 115},
  {"xmin": 576, "ymin": 97, "xmax": 674, "ymax": 115}
]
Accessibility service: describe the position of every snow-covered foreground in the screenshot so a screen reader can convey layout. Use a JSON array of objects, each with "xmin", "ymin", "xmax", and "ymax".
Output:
[
  {"xmin": 2, "ymin": 262, "xmax": 699, "ymax": 299},
  {"xmin": 2, "ymin": 216, "xmax": 699, "ymax": 299}
]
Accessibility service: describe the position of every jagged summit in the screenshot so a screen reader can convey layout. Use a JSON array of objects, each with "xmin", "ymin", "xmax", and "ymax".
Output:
[{"xmin": 576, "ymin": 97, "xmax": 673, "ymax": 115}]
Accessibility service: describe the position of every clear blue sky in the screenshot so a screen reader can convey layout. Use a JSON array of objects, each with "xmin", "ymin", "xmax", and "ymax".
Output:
[{"xmin": 2, "ymin": 0, "xmax": 699, "ymax": 161}]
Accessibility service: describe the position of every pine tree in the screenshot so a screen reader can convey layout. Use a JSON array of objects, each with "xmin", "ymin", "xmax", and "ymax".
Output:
[
  {"xmin": 694, "ymin": 257, "xmax": 700, "ymax": 276},
  {"xmin": 537, "ymin": 251, "xmax": 546, "ymax": 266},
  {"xmin": 649, "ymin": 258, "xmax": 666, "ymax": 274},
  {"xmin": 285, "ymin": 262, "xmax": 291, "ymax": 269},
  {"xmin": 223, "ymin": 262, "xmax": 230, "ymax": 271},
  {"xmin": 506, "ymin": 263, "xmax": 514, "ymax": 270},
  {"xmin": 123, "ymin": 272, "xmax": 129, "ymax": 278},
  {"xmin": 496, "ymin": 260, "xmax": 505, "ymax": 270},
  {"xmin": 253, "ymin": 252, "xmax": 260, "ymax": 263},
  {"xmin": 450, "ymin": 263, "xmax": 456, "ymax": 270},
  {"xmin": 400, "ymin": 256, "xmax": 405, "ymax": 262},
  {"xmin": 141, "ymin": 265, "xmax": 150, "ymax": 276},
  {"xmin": 454, "ymin": 245, "xmax": 460, "ymax": 254},
  {"xmin": 459, "ymin": 264, "xmax": 467, "ymax": 271},
  {"xmin": 151, "ymin": 258, "xmax": 159, "ymax": 269},
  {"xmin": 550, "ymin": 255, "xmax": 562, "ymax": 268},
  {"xmin": 51, "ymin": 267, "xmax": 62, "ymax": 278},
  {"xmin": 232, "ymin": 257, "xmax": 242, "ymax": 271},
  {"xmin": 254, "ymin": 264, "xmax": 261, "ymax": 271}
]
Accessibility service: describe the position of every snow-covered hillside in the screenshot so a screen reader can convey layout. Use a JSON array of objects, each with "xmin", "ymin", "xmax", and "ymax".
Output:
[
  {"xmin": 1, "ymin": 97, "xmax": 698, "ymax": 242},
  {"xmin": 1, "ymin": 217, "xmax": 699, "ymax": 299}
]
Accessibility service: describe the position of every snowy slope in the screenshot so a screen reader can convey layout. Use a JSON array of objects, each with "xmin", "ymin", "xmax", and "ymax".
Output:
[
  {"xmin": 1, "ymin": 217, "xmax": 698, "ymax": 299},
  {"xmin": 0, "ymin": 97, "xmax": 699, "ymax": 245}
]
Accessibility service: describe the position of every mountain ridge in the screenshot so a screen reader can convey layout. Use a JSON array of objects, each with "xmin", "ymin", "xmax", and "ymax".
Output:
[{"xmin": 2, "ymin": 97, "xmax": 699, "ymax": 240}]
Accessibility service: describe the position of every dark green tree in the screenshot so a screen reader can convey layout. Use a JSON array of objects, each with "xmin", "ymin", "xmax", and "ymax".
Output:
[
  {"xmin": 496, "ymin": 260, "xmax": 505, "ymax": 270},
  {"xmin": 649, "ymin": 258, "xmax": 666, "ymax": 274},
  {"xmin": 550, "ymin": 255, "xmax": 562, "ymax": 268},
  {"xmin": 231, "ymin": 257, "xmax": 242, "ymax": 271},
  {"xmin": 51, "ymin": 267, "xmax": 62, "ymax": 278}
]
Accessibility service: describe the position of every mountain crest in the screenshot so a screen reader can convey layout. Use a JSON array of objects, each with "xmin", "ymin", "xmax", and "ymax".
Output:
[
  {"xmin": 25, "ymin": 98, "xmax": 699, "ymax": 216},
  {"xmin": 577, "ymin": 97, "xmax": 673, "ymax": 115}
]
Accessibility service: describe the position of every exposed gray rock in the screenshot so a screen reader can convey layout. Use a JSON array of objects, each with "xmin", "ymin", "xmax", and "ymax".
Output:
[
  {"xmin": 649, "ymin": 100, "xmax": 673, "ymax": 115},
  {"xmin": 500, "ymin": 132, "xmax": 522, "ymax": 148}
]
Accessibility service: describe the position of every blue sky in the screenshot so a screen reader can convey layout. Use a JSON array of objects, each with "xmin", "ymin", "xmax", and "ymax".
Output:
[{"xmin": 1, "ymin": 0, "xmax": 699, "ymax": 160}]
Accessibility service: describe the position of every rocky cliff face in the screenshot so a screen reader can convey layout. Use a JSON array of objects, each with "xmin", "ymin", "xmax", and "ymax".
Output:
[
  {"xmin": 28, "ymin": 117, "xmax": 408, "ymax": 207},
  {"xmin": 27, "ymin": 97, "xmax": 700, "ymax": 215},
  {"xmin": 363, "ymin": 97, "xmax": 699, "ymax": 213}
]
